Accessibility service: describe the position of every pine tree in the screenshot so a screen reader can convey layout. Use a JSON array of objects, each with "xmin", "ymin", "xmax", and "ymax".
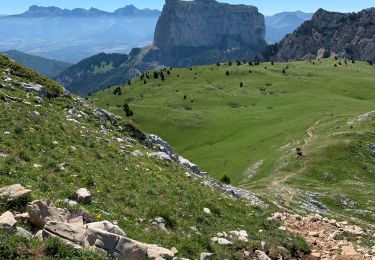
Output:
[{"xmin": 123, "ymin": 103, "xmax": 133, "ymax": 117}]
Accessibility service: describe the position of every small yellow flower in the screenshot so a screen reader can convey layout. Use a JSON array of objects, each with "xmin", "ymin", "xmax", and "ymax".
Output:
[
  {"xmin": 96, "ymin": 213, "xmax": 102, "ymax": 220},
  {"xmin": 96, "ymin": 189, "xmax": 101, "ymax": 193}
]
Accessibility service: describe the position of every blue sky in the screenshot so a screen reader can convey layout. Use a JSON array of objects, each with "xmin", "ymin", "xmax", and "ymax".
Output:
[{"xmin": 2, "ymin": 0, "xmax": 374, "ymax": 15}]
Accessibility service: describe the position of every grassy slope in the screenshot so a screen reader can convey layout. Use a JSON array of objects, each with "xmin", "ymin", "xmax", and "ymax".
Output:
[
  {"xmin": 91, "ymin": 59, "xmax": 375, "ymax": 224},
  {"xmin": 3, "ymin": 50, "xmax": 71, "ymax": 78},
  {"xmin": 0, "ymin": 55, "xmax": 309, "ymax": 259}
]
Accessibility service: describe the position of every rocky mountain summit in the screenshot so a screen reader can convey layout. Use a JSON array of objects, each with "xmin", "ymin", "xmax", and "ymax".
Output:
[
  {"xmin": 153, "ymin": 0, "xmax": 266, "ymax": 66},
  {"xmin": 56, "ymin": 0, "xmax": 268, "ymax": 95},
  {"xmin": 259, "ymin": 8, "xmax": 375, "ymax": 62}
]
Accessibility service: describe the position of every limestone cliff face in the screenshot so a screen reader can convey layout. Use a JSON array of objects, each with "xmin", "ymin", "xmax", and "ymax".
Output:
[
  {"xmin": 153, "ymin": 0, "xmax": 266, "ymax": 65},
  {"xmin": 259, "ymin": 8, "xmax": 375, "ymax": 62}
]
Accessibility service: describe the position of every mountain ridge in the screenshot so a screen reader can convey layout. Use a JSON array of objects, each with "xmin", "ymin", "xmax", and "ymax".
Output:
[
  {"xmin": 259, "ymin": 8, "xmax": 375, "ymax": 61},
  {"xmin": 6, "ymin": 4, "xmax": 160, "ymax": 18},
  {"xmin": 0, "ymin": 5, "xmax": 160, "ymax": 63},
  {"xmin": 2, "ymin": 50, "xmax": 71, "ymax": 78}
]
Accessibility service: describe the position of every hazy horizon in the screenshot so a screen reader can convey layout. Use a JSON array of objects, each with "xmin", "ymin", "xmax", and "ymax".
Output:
[{"xmin": 2, "ymin": 0, "xmax": 374, "ymax": 16}]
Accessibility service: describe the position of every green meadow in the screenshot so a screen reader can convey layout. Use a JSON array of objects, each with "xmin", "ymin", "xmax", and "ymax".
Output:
[
  {"xmin": 92, "ymin": 59, "xmax": 375, "ymax": 224},
  {"xmin": 0, "ymin": 54, "xmax": 310, "ymax": 258}
]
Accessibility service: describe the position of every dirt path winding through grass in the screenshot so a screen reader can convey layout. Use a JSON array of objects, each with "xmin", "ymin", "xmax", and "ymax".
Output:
[{"xmin": 269, "ymin": 120, "xmax": 320, "ymax": 206}]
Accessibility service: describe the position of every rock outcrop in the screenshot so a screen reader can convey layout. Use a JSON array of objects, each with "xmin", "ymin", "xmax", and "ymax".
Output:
[
  {"xmin": 259, "ymin": 8, "xmax": 375, "ymax": 62},
  {"xmin": 0, "ymin": 184, "xmax": 32, "ymax": 202},
  {"xmin": 27, "ymin": 200, "xmax": 71, "ymax": 229},
  {"xmin": 42, "ymin": 220, "xmax": 175, "ymax": 259},
  {"xmin": 153, "ymin": 0, "xmax": 266, "ymax": 66},
  {"xmin": 0, "ymin": 183, "xmax": 174, "ymax": 260},
  {"xmin": 0, "ymin": 211, "xmax": 17, "ymax": 229}
]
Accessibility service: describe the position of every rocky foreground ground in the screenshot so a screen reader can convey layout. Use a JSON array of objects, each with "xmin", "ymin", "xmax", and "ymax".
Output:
[
  {"xmin": 270, "ymin": 212, "xmax": 375, "ymax": 260},
  {"xmin": 1, "ymin": 183, "xmax": 375, "ymax": 259}
]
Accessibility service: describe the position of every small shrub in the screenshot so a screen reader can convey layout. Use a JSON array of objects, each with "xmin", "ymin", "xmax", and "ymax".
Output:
[
  {"xmin": 220, "ymin": 175, "xmax": 231, "ymax": 184},
  {"xmin": 113, "ymin": 86, "xmax": 122, "ymax": 95},
  {"xmin": 323, "ymin": 172, "xmax": 334, "ymax": 182},
  {"xmin": 14, "ymin": 127, "xmax": 24, "ymax": 135},
  {"xmin": 226, "ymin": 71, "xmax": 230, "ymax": 76},
  {"xmin": 240, "ymin": 82, "xmax": 244, "ymax": 88}
]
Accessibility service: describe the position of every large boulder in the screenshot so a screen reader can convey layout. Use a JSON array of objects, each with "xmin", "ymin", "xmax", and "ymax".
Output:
[
  {"xmin": 43, "ymin": 221, "xmax": 87, "ymax": 244},
  {"xmin": 86, "ymin": 221, "xmax": 126, "ymax": 237},
  {"xmin": 85, "ymin": 227, "xmax": 175, "ymax": 259},
  {"xmin": 27, "ymin": 200, "xmax": 70, "ymax": 229},
  {"xmin": 0, "ymin": 211, "xmax": 17, "ymax": 229},
  {"xmin": 0, "ymin": 184, "xmax": 32, "ymax": 202},
  {"xmin": 111, "ymin": 233, "xmax": 175, "ymax": 260},
  {"xmin": 15, "ymin": 227, "xmax": 33, "ymax": 240},
  {"xmin": 42, "ymin": 220, "xmax": 175, "ymax": 260},
  {"xmin": 20, "ymin": 83, "xmax": 48, "ymax": 97}
]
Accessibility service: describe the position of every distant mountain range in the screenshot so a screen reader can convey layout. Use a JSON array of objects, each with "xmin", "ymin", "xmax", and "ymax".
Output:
[
  {"xmin": 0, "ymin": 5, "xmax": 160, "ymax": 63},
  {"xmin": 265, "ymin": 11, "xmax": 313, "ymax": 43},
  {"xmin": 11, "ymin": 4, "xmax": 160, "ymax": 17},
  {"xmin": 0, "ymin": 4, "xmax": 313, "ymax": 64},
  {"xmin": 2, "ymin": 50, "xmax": 71, "ymax": 78}
]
